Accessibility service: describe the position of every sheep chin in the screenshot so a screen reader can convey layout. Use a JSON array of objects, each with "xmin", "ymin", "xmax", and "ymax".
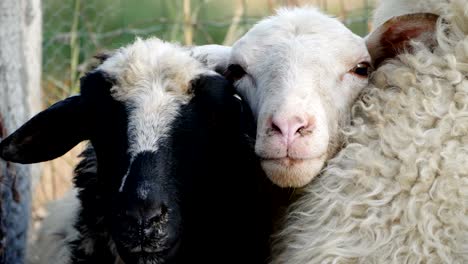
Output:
[
  {"xmin": 118, "ymin": 251, "xmax": 167, "ymax": 264},
  {"xmin": 261, "ymin": 155, "xmax": 326, "ymax": 188}
]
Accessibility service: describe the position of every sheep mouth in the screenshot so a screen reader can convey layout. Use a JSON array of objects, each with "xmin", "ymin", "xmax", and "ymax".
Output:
[
  {"xmin": 261, "ymin": 153, "xmax": 326, "ymax": 167},
  {"xmin": 117, "ymin": 237, "xmax": 181, "ymax": 264},
  {"xmin": 260, "ymin": 154, "xmax": 327, "ymax": 188},
  {"xmin": 125, "ymin": 252, "xmax": 165, "ymax": 264},
  {"xmin": 122, "ymin": 248, "xmax": 176, "ymax": 264},
  {"xmin": 262, "ymin": 157, "xmax": 306, "ymax": 166}
]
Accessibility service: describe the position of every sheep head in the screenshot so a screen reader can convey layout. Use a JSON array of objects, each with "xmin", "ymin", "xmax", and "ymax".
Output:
[
  {"xmin": 225, "ymin": 7, "xmax": 372, "ymax": 188},
  {"xmin": 192, "ymin": 9, "xmax": 439, "ymax": 189},
  {"xmin": 0, "ymin": 37, "xmax": 245, "ymax": 264}
]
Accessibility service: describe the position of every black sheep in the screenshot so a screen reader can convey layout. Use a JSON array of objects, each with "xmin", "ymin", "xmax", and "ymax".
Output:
[{"xmin": 0, "ymin": 38, "xmax": 293, "ymax": 264}]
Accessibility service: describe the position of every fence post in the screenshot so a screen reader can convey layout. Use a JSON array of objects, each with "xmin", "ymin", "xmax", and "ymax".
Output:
[
  {"xmin": 223, "ymin": 0, "xmax": 246, "ymax": 45},
  {"xmin": 183, "ymin": 0, "xmax": 193, "ymax": 45},
  {"xmin": 0, "ymin": 0, "xmax": 42, "ymax": 263}
]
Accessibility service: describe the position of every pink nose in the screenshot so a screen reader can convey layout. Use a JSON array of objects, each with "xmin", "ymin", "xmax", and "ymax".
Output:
[{"xmin": 270, "ymin": 115, "xmax": 315, "ymax": 146}]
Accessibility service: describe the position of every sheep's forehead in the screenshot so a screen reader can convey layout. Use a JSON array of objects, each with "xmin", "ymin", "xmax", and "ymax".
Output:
[
  {"xmin": 96, "ymin": 38, "xmax": 210, "ymax": 157},
  {"xmin": 266, "ymin": 7, "xmax": 351, "ymax": 37},
  {"xmin": 98, "ymin": 37, "xmax": 207, "ymax": 103},
  {"xmin": 232, "ymin": 7, "xmax": 368, "ymax": 70}
]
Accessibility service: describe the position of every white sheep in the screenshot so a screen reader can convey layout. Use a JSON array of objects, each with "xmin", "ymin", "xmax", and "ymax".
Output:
[
  {"xmin": 271, "ymin": 0, "xmax": 468, "ymax": 263},
  {"xmin": 196, "ymin": 7, "xmax": 373, "ymax": 188}
]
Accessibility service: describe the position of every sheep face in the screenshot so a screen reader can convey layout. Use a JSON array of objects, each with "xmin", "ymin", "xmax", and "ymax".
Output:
[
  {"xmin": 0, "ymin": 38, "xmax": 246, "ymax": 263},
  {"xmin": 226, "ymin": 8, "xmax": 371, "ymax": 187}
]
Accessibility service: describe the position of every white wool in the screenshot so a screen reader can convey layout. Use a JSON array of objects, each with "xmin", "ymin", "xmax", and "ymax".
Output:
[
  {"xmin": 373, "ymin": 0, "xmax": 449, "ymax": 27},
  {"xmin": 27, "ymin": 190, "xmax": 79, "ymax": 264},
  {"xmin": 272, "ymin": 0, "xmax": 468, "ymax": 263}
]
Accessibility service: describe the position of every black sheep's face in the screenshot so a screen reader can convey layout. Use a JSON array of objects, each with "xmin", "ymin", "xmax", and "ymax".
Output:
[
  {"xmin": 87, "ymin": 69, "xmax": 186, "ymax": 263},
  {"xmin": 109, "ymin": 71, "xmax": 241, "ymax": 263},
  {"xmin": 0, "ymin": 38, "xmax": 241, "ymax": 263}
]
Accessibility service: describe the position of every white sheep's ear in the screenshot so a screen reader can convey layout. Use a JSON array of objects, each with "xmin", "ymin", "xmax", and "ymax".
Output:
[
  {"xmin": 190, "ymin": 44, "xmax": 232, "ymax": 74},
  {"xmin": 366, "ymin": 13, "xmax": 439, "ymax": 67},
  {"xmin": 0, "ymin": 96, "xmax": 91, "ymax": 164}
]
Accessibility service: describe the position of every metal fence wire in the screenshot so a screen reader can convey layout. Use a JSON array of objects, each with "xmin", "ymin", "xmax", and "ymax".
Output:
[{"xmin": 32, "ymin": 0, "xmax": 375, "ymax": 235}]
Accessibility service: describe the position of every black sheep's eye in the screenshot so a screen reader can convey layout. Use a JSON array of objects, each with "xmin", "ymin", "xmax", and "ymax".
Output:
[
  {"xmin": 224, "ymin": 64, "xmax": 246, "ymax": 82},
  {"xmin": 351, "ymin": 62, "xmax": 372, "ymax": 77}
]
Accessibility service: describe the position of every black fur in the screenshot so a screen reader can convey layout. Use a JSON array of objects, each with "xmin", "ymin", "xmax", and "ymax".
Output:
[
  {"xmin": 0, "ymin": 96, "xmax": 89, "ymax": 163},
  {"xmin": 69, "ymin": 73, "xmax": 289, "ymax": 264},
  {"xmin": 0, "ymin": 67, "xmax": 295, "ymax": 264}
]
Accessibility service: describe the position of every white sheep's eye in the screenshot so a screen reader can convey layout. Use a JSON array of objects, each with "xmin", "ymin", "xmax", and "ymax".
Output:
[
  {"xmin": 351, "ymin": 62, "xmax": 371, "ymax": 77},
  {"xmin": 225, "ymin": 64, "xmax": 246, "ymax": 82}
]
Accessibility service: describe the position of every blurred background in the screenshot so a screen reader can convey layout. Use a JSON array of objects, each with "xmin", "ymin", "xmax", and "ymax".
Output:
[{"xmin": 34, "ymin": 0, "xmax": 376, "ymax": 233}]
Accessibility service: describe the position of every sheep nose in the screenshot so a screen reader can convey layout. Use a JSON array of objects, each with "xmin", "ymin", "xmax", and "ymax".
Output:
[
  {"xmin": 125, "ymin": 203, "xmax": 168, "ymax": 226},
  {"xmin": 270, "ymin": 115, "xmax": 315, "ymax": 145}
]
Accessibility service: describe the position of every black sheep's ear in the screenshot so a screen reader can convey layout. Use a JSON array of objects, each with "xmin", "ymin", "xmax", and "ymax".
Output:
[
  {"xmin": 191, "ymin": 74, "xmax": 237, "ymax": 110},
  {"xmin": 0, "ymin": 69, "xmax": 114, "ymax": 164},
  {"xmin": 0, "ymin": 95, "xmax": 91, "ymax": 164}
]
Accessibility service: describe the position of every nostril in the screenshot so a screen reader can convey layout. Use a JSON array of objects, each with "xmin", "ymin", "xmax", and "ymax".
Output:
[
  {"xmin": 148, "ymin": 204, "xmax": 168, "ymax": 224},
  {"xmin": 161, "ymin": 204, "xmax": 168, "ymax": 216},
  {"xmin": 270, "ymin": 117, "xmax": 289, "ymax": 137},
  {"xmin": 119, "ymin": 203, "xmax": 169, "ymax": 227},
  {"xmin": 117, "ymin": 210, "xmax": 142, "ymax": 227},
  {"xmin": 287, "ymin": 118, "xmax": 305, "ymax": 136},
  {"xmin": 296, "ymin": 125, "xmax": 306, "ymax": 135},
  {"xmin": 148, "ymin": 214, "xmax": 160, "ymax": 224},
  {"xmin": 271, "ymin": 122, "xmax": 282, "ymax": 134},
  {"xmin": 269, "ymin": 114, "xmax": 316, "ymax": 141}
]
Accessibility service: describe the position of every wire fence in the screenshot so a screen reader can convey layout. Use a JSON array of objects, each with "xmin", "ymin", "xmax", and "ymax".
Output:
[
  {"xmin": 33, "ymin": 0, "xmax": 376, "ymax": 232},
  {"xmin": 42, "ymin": 0, "xmax": 375, "ymax": 104}
]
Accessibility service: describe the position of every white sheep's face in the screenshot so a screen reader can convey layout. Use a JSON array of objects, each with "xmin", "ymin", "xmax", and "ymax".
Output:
[{"xmin": 225, "ymin": 8, "xmax": 371, "ymax": 187}]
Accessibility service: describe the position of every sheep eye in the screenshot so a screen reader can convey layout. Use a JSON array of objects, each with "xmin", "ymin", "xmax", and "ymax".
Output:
[
  {"xmin": 351, "ymin": 62, "xmax": 371, "ymax": 77},
  {"xmin": 225, "ymin": 64, "xmax": 246, "ymax": 82}
]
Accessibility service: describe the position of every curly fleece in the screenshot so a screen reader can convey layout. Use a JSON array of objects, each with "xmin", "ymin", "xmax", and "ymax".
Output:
[{"xmin": 271, "ymin": 1, "xmax": 468, "ymax": 263}]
